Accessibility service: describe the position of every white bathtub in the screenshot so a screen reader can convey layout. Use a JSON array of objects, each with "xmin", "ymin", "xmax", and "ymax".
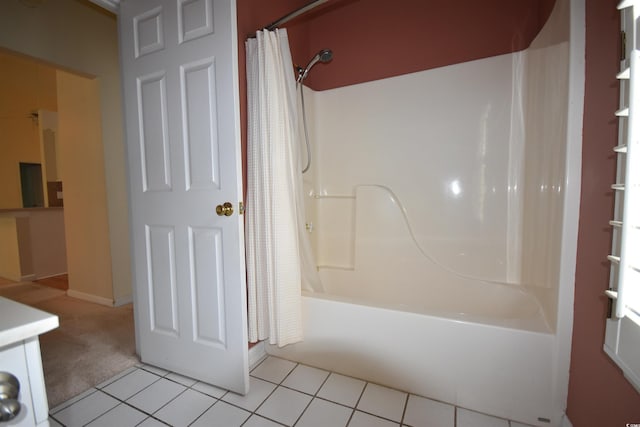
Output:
[
  {"xmin": 269, "ymin": 1, "xmax": 577, "ymax": 424},
  {"xmin": 267, "ymin": 288, "xmax": 556, "ymax": 426},
  {"xmin": 271, "ymin": 73, "xmax": 558, "ymax": 425}
]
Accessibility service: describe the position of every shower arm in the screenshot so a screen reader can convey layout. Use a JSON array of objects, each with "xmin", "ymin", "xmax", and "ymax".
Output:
[
  {"xmin": 249, "ymin": 0, "xmax": 329, "ymax": 38},
  {"xmin": 263, "ymin": 0, "xmax": 329, "ymax": 32}
]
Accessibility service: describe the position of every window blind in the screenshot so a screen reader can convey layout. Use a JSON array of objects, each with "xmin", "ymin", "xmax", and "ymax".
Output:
[{"xmin": 603, "ymin": 0, "xmax": 640, "ymax": 393}]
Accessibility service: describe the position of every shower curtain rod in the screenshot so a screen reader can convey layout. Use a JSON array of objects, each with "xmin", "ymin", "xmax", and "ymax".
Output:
[{"xmin": 251, "ymin": 0, "xmax": 329, "ymax": 37}]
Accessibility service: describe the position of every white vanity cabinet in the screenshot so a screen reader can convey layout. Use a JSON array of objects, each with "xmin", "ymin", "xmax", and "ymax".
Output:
[{"xmin": 0, "ymin": 297, "xmax": 58, "ymax": 426}]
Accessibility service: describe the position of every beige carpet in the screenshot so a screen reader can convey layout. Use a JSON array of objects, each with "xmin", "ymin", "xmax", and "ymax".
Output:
[{"xmin": 0, "ymin": 282, "xmax": 139, "ymax": 407}]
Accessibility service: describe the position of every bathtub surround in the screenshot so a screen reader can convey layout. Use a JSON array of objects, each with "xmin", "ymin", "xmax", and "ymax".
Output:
[
  {"xmin": 306, "ymin": 54, "xmax": 517, "ymax": 287},
  {"xmin": 235, "ymin": 0, "xmax": 640, "ymax": 423},
  {"xmin": 238, "ymin": 0, "xmax": 640, "ymax": 427},
  {"xmin": 520, "ymin": 0, "xmax": 571, "ymax": 333},
  {"xmin": 268, "ymin": 0, "xmax": 580, "ymax": 425}
]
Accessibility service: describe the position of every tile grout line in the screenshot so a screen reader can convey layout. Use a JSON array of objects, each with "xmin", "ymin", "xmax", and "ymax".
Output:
[
  {"xmin": 290, "ymin": 364, "xmax": 334, "ymax": 426},
  {"xmin": 57, "ymin": 359, "xmax": 305, "ymax": 426},
  {"xmin": 251, "ymin": 358, "xmax": 415, "ymax": 418},
  {"xmin": 50, "ymin": 388, "xmax": 99, "ymax": 415},
  {"xmin": 344, "ymin": 378, "xmax": 369, "ymax": 426},
  {"xmin": 88, "ymin": 367, "xmax": 207, "ymax": 427},
  {"xmin": 52, "ymin": 356, "xmax": 530, "ymax": 427},
  {"xmin": 351, "ymin": 408, "xmax": 407, "ymax": 426},
  {"xmin": 348, "ymin": 382, "xmax": 411, "ymax": 426},
  {"xmin": 457, "ymin": 405, "xmax": 515, "ymax": 427},
  {"xmin": 455, "ymin": 405, "xmax": 458, "ymax": 427},
  {"xmin": 114, "ymin": 366, "xmax": 221, "ymax": 425},
  {"xmin": 291, "ymin": 391, "xmax": 316, "ymax": 426},
  {"xmin": 245, "ymin": 358, "xmax": 299, "ymax": 425},
  {"xmin": 239, "ymin": 365, "xmax": 345, "ymax": 427},
  {"xmin": 259, "ymin": 360, "xmax": 302, "ymax": 426},
  {"xmin": 400, "ymin": 393, "xmax": 410, "ymax": 426},
  {"xmin": 89, "ymin": 381, "xmax": 179, "ymax": 426},
  {"xmin": 239, "ymin": 413, "xmax": 287, "ymax": 427},
  {"xmin": 168, "ymin": 376, "xmax": 254, "ymax": 426},
  {"xmin": 134, "ymin": 416, "xmax": 171, "ymax": 427},
  {"xmin": 184, "ymin": 398, "xmax": 222, "ymax": 427},
  {"xmin": 141, "ymin": 384, "xmax": 191, "ymax": 424},
  {"xmin": 101, "ymin": 369, "xmax": 164, "ymax": 407},
  {"xmin": 95, "ymin": 365, "xmax": 139, "ymax": 389},
  {"xmin": 137, "ymin": 364, "xmax": 170, "ymax": 377},
  {"xmin": 69, "ymin": 390, "xmax": 121, "ymax": 427},
  {"xmin": 207, "ymin": 387, "xmax": 276, "ymax": 425},
  {"xmin": 48, "ymin": 413, "xmax": 64, "ymax": 426},
  {"xmin": 250, "ymin": 359, "xmax": 360, "ymax": 427}
]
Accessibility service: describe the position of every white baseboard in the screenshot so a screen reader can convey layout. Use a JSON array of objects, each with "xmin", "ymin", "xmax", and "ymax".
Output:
[
  {"xmin": 562, "ymin": 414, "xmax": 573, "ymax": 427},
  {"xmin": 248, "ymin": 342, "xmax": 266, "ymax": 369},
  {"xmin": 33, "ymin": 272, "xmax": 68, "ymax": 280},
  {"xmin": 114, "ymin": 294, "xmax": 133, "ymax": 307},
  {"xmin": 20, "ymin": 274, "xmax": 36, "ymax": 282},
  {"xmin": 66, "ymin": 289, "xmax": 114, "ymax": 307}
]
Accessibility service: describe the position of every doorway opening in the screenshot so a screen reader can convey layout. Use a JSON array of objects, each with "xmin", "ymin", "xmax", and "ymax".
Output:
[{"xmin": 19, "ymin": 162, "xmax": 44, "ymax": 208}]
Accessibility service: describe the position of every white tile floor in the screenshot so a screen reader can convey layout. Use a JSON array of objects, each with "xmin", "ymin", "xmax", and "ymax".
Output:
[{"xmin": 48, "ymin": 356, "xmax": 535, "ymax": 427}]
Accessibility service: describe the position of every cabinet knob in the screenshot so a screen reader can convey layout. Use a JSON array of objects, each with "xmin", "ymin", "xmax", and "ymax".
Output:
[
  {"xmin": 0, "ymin": 399, "xmax": 20, "ymax": 422},
  {"xmin": 0, "ymin": 372, "xmax": 20, "ymax": 421}
]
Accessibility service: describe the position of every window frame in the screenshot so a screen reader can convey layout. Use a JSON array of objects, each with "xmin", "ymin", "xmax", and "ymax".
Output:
[{"xmin": 604, "ymin": 0, "xmax": 640, "ymax": 394}]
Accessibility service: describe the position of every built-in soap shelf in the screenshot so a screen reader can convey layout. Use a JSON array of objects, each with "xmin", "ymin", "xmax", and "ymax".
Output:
[
  {"xmin": 618, "ymin": 67, "xmax": 631, "ymax": 79},
  {"xmin": 616, "ymin": 107, "xmax": 630, "ymax": 117},
  {"xmin": 618, "ymin": 0, "xmax": 635, "ymax": 10}
]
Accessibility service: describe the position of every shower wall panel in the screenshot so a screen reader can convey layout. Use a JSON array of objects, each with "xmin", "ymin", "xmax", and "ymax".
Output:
[
  {"xmin": 520, "ymin": 0, "xmax": 570, "ymax": 331},
  {"xmin": 306, "ymin": 53, "xmax": 519, "ymax": 285}
]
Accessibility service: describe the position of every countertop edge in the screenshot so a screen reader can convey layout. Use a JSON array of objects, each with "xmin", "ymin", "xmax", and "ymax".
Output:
[{"xmin": 0, "ymin": 298, "xmax": 59, "ymax": 348}]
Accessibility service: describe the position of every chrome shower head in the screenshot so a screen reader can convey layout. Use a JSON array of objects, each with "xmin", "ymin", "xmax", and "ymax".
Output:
[
  {"xmin": 317, "ymin": 49, "xmax": 333, "ymax": 63},
  {"xmin": 297, "ymin": 49, "xmax": 333, "ymax": 82}
]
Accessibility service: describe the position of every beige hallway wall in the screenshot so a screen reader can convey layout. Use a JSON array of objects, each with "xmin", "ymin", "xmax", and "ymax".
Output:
[
  {"xmin": 57, "ymin": 70, "xmax": 113, "ymax": 302},
  {"xmin": 0, "ymin": 51, "xmax": 58, "ymax": 209}
]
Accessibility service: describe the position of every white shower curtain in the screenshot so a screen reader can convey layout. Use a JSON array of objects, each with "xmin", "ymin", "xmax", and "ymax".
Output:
[{"xmin": 245, "ymin": 29, "xmax": 322, "ymax": 347}]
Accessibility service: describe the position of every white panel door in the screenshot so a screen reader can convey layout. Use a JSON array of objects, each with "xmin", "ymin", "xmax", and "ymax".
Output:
[{"xmin": 119, "ymin": 0, "xmax": 248, "ymax": 394}]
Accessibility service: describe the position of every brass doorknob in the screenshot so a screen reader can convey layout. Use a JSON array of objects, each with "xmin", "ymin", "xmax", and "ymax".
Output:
[{"xmin": 216, "ymin": 202, "xmax": 234, "ymax": 216}]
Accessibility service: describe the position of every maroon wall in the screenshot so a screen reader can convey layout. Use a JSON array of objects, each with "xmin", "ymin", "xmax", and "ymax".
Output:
[
  {"xmin": 302, "ymin": 0, "xmax": 555, "ymax": 90},
  {"xmin": 566, "ymin": 0, "xmax": 640, "ymax": 425},
  {"xmin": 239, "ymin": 0, "xmax": 554, "ymax": 91},
  {"xmin": 236, "ymin": 0, "xmax": 554, "ymax": 187}
]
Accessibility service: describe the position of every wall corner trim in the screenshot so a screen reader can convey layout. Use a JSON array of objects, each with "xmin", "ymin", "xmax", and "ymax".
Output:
[
  {"xmin": 562, "ymin": 413, "xmax": 574, "ymax": 427},
  {"xmin": 88, "ymin": 0, "xmax": 119, "ymax": 14},
  {"xmin": 114, "ymin": 294, "xmax": 133, "ymax": 307},
  {"xmin": 66, "ymin": 289, "xmax": 114, "ymax": 307},
  {"xmin": 248, "ymin": 341, "xmax": 267, "ymax": 369}
]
